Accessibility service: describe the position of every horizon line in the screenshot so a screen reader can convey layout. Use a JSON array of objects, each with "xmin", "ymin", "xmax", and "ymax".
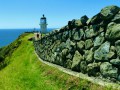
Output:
[{"xmin": 0, "ymin": 28, "xmax": 58, "ymax": 30}]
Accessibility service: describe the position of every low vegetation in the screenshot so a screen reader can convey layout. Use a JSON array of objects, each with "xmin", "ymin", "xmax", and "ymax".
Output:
[
  {"xmin": 0, "ymin": 33, "xmax": 29, "ymax": 70},
  {"xmin": 0, "ymin": 33, "xmax": 115, "ymax": 90}
]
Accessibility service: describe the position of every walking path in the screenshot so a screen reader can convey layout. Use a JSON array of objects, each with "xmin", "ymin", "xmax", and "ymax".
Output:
[{"xmin": 35, "ymin": 51, "xmax": 120, "ymax": 89}]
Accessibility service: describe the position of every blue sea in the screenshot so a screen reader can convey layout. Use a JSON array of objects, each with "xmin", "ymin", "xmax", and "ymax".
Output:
[{"xmin": 0, "ymin": 28, "xmax": 54, "ymax": 48}]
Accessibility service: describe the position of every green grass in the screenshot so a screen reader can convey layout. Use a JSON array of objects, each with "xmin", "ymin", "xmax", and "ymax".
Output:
[{"xmin": 0, "ymin": 33, "xmax": 115, "ymax": 90}]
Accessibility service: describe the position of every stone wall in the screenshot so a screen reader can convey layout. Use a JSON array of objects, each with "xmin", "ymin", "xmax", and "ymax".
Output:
[{"xmin": 33, "ymin": 5, "xmax": 120, "ymax": 82}]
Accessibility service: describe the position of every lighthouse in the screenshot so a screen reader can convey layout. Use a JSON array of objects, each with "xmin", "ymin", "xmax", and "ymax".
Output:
[{"xmin": 40, "ymin": 14, "xmax": 48, "ymax": 33}]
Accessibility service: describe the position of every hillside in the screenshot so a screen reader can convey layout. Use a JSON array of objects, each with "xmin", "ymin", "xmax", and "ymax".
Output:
[{"xmin": 0, "ymin": 33, "xmax": 113, "ymax": 90}]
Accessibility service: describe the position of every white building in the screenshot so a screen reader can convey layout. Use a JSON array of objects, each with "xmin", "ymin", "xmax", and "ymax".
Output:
[{"xmin": 39, "ymin": 14, "xmax": 48, "ymax": 33}]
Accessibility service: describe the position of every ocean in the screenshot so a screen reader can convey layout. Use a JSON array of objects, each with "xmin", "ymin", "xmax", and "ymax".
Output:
[{"xmin": 0, "ymin": 28, "xmax": 54, "ymax": 48}]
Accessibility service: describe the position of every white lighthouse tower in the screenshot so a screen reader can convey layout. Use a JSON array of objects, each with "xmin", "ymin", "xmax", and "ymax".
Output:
[{"xmin": 40, "ymin": 14, "xmax": 48, "ymax": 33}]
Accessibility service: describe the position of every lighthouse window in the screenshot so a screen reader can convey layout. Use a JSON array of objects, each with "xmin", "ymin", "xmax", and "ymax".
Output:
[{"xmin": 41, "ymin": 20, "xmax": 44, "ymax": 23}]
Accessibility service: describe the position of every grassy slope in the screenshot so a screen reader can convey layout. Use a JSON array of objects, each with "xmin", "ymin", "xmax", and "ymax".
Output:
[{"xmin": 0, "ymin": 33, "xmax": 113, "ymax": 90}]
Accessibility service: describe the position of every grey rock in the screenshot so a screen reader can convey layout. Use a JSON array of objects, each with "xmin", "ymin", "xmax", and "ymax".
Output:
[
  {"xmin": 61, "ymin": 49, "xmax": 69, "ymax": 58},
  {"xmin": 58, "ymin": 33, "xmax": 62, "ymax": 40},
  {"xmin": 84, "ymin": 50, "xmax": 94, "ymax": 63},
  {"xmin": 94, "ymin": 32, "xmax": 105, "ymax": 46},
  {"xmin": 100, "ymin": 5, "xmax": 120, "ymax": 20},
  {"xmin": 51, "ymin": 53, "xmax": 57, "ymax": 63},
  {"xmin": 68, "ymin": 30, "xmax": 72, "ymax": 38},
  {"xmin": 74, "ymin": 16, "xmax": 88, "ymax": 27},
  {"xmin": 66, "ymin": 39, "xmax": 75, "ymax": 46},
  {"xmin": 55, "ymin": 55, "xmax": 63, "ymax": 66},
  {"xmin": 71, "ymin": 19, "xmax": 75, "ymax": 26},
  {"xmin": 68, "ymin": 21, "xmax": 72, "ymax": 29},
  {"xmin": 107, "ymin": 51, "xmax": 115, "ymax": 59},
  {"xmin": 90, "ymin": 13, "xmax": 102, "ymax": 24},
  {"xmin": 110, "ymin": 58, "xmax": 120, "ymax": 65},
  {"xmin": 66, "ymin": 59, "xmax": 72, "ymax": 69},
  {"xmin": 53, "ymin": 35, "xmax": 57, "ymax": 40},
  {"xmin": 110, "ymin": 46, "xmax": 116, "ymax": 52},
  {"xmin": 85, "ymin": 25, "xmax": 99, "ymax": 38},
  {"xmin": 118, "ymin": 75, "xmax": 120, "ymax": 81},
  {"xmin": 73, "ymin": 29, "xmax": 84, "ymax": 41},
  {"xmin": 100, "ymin": 62, "xmax": 118, "ymax": 78},
  {"xmin": 94, "ymin": 41, "xmax": 110, "ymax": 61},
  {"xmin": 73, "ymin": 31, "xmax": 81, "ymax": 41},
  {"xmin": 87, "ymin": 63, "xmax": 101, "ymax": 76},
  {"xmin": 62, "ymin": 31, "xmax": 69, "ymax": 41},
  {"xmin": 80, "ymin": 15, "xmax": 89, "ymax": 25},
  {"xmin": 77, "ymin": 41, "xmax": 85, "ymax": 50},
  {"xmin": 71, "ymin": 28, "xmax": 76, "ymax": 38},
  {"xmin": 66, "ymin": 53, "xmax": 73, "ymax": 60},
  {"xmin": 74, "ymin": 19, "xmax": 82, "ymax": 27},
  {"xmin": 106, "ymin": 22, "xmax": 120, "ymax": 40},
  {"xmin": 80, "ymin": 61, "xmax": 87, "ymax": 74},
  {"xmin": 52, "ymin": 41, "xmax": 61, "ymax": 52},
  {"xmin": 115, "ymin": 40, "xmax": 120, "ymax": 57},
  {"xmin": 112, "ymin": 11, "xmax": 120, "ymax": 23},
  {"xmin": 86, "ymin": 18, "xmax": 92, "ymax": 25},
  {"xmin": 59, "ymin": 42, "xmax": 66, "ymax": 50},
  {"xmin": 99, "ymin": 27, "xmax": 104, "ymax": 33},
  {"xmin": 66, "ymin": 39, "xmax": 76, "ymax": 50},
  {"xmin": 85, "ymin": 39, "xmax": 93, "ymax": 49},
  {"xmin": 55, "ymin": 47, "xmax": 61, "ymax": 52},
  {"xmin": 71, "ymin": 51, "xmax": 83, "ymax": 71}
]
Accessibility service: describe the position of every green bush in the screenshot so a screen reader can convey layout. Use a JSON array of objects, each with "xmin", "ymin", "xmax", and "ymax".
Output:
[
  {"xmin": 0, "ymin": 34, "xmax": 23, "ymax": 70},
  {"xmin": 0, "ymin": 55, "xmax": 4, "ymax": 62}
]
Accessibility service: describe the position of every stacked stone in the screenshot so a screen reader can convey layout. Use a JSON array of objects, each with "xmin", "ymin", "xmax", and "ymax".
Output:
[{"xmin": 34, "ymin": 5, "xmax": 120, "ymax": 82}]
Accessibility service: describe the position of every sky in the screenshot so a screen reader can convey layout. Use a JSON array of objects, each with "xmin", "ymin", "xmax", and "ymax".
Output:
[{"xmin": 0, "ymin": 0, "xmax": 120, "ymax": 29}]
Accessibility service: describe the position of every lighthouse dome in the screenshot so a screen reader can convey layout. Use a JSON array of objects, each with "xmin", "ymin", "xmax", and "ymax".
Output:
[{"xmin": 41, "ymin": 14, "xmax": 46, "ymax": 19}]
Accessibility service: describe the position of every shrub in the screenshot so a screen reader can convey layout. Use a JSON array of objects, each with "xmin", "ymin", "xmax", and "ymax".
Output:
[{"xmin": 0, "ymin": 55, "xmax": 4, "ymax": 62}]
